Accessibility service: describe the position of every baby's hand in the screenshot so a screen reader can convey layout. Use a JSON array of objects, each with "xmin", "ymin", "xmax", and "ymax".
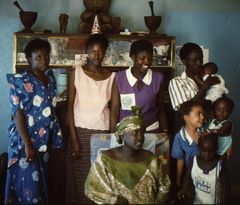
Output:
[{"xmin": 201, "ymin": 128, "xmax": 210, "ymax": 137}]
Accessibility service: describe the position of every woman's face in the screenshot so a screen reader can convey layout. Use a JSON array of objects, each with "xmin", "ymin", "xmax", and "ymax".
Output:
[
  {"xmin": 184, "ymin": 105, "xmax": 205, "ymax": 129},
  {"xmin": 132, "ymin": 50, "xmax": 153, "ymax": 74},
  {"xmin": 87, "ymin": 43, "xmax": 106, "ymax": 66},
  {"xmin": 123, "ymin": 128, "xmax": 145, "ymax": 150},
  {"xmin": 29, "ymin": 49, "xmax": 50, "ymax": 72},
  {"xmin": 183, "ymin": 48, "xmax": 203, "ymax": 76}
]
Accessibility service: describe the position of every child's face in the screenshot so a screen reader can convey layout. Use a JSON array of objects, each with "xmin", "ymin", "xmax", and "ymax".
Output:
[
  {"xmin": 123, "ymin": 128, "xmax": 145, "ymax": 150},
  {"xmin": 199, "ymin": 139, "xmax": 217, "ymax": 161},
  {"xmin": 184, "ymin": 105, "xmax": 205, "ymax": 129},
  {"xmin": 132, "ymin": 50, "xmax": 153, "ymax": 74},
  {"xmin": 29, "ymin": 49, "xmax": 50, "ymax": 72},
  {"xmin": 214, "ymin": 100, "xmax": 231, "ymax": 121},
  {"xmin": 203, "ymin": 65, "xmax": 217, "ymax": 76},
  {"xmin": 87, "ymin": 43, "xmax": 106, "ymax": 66},
  {"xmin": 203, "ymin": 66, "xmax": 213, "ymax": 75}
]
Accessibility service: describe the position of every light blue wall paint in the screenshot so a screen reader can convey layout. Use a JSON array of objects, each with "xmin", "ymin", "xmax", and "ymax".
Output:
[{"xmin": 1, "ymin": 0, "xmax": 240, "ymax": 186}]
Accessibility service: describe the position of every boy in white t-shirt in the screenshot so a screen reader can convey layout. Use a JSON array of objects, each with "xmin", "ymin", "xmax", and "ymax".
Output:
[{"xmin": 177, "ymin": 134, "xmax": 226, "ymax": 204}]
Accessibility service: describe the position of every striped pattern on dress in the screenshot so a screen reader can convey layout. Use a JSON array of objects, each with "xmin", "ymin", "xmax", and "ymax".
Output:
[{"xmin": 168, "ymin": 72, "xmax": 198, "ymax": 111}]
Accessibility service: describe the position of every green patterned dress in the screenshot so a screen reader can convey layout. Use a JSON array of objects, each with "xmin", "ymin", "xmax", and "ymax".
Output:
[{"xmin": 85, "ymin": 152, "xmax": 170, "ymax": 204}]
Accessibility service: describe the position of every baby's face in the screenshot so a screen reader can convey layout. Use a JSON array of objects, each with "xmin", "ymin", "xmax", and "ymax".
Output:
[
  {"xmin": 203, "ymin": 67, "xmax": 214, "ymax": 75},
  {"xmin": 203, "ymin": 65, "xmax": 217, "ymax": 75}
]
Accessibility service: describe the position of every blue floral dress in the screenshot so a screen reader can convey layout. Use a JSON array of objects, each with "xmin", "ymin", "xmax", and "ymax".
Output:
[{"xmin": 5, "ymin": 70, "xmax": 63, "ymax": 204}]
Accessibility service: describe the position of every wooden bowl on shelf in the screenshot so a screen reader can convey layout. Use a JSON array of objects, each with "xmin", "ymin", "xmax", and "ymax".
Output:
[
  {"xmin": 19, "ymin": 11, "xmax": 38, "ymax": 33},
  {"xmin": 144, "ymin": 16, "xmax": 162, "ymax": 34}
]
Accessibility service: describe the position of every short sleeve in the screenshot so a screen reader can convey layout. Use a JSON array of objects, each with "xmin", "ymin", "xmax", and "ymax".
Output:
[
  {"xmin": 171, "ymin": 133, "xmax": 184, "ymax": 159},
  {"xmin": 7, "ymin": 73, "xmax": 34, "ymax": 115},
  {"xmin": 168, "ymin": 78, "xmax": 181, "ymax": 111},
  {"xmin": 47, "ymin": 69, "xmax": 57, "ymax": 91},
  {"xmin": 6, "ymin": 74, "xmax": 24, "ymax": 115}
]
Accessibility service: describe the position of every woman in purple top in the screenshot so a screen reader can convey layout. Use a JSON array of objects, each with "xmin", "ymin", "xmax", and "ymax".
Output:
[{"xmin": 110, "ymin": 39, "xmax": 168, "ymax": 134}]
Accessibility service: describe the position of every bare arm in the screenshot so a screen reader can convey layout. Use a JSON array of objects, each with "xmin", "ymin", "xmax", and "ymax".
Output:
[
  {"xmin": 182, "ymin": 159, "xmax": 193, "ymax": 189},
  {"xmin": 110, "ymin": 79, "xmax": 120, "ymax": 133},
  {"xmin": 193, "ymin": 75, "xmax": 220, "ymax": 101},
  {"xmin": 176, "ymin": 159, "xmax": 185, "ymax": 188},
  {"xmin": 157, "ymin": 79, "xmax": 168, "ymax": 132},
  {"xmin": 178, "ymin": 159, "xmax": 194, "ymax": 203},
  {"xmin": 14, "ymin": 109, "xmax": 36, "ymax": 162},
  {"xmin": 67, "ymin": 68, "xmax": 81, "ymax": 157},
  {"xmin": 210, "ymin": 121, "xmax": 232, "ymax": 137},
  {"xmin": 219, "ymin": 161, "xmax": 227, "ymax": 204}
]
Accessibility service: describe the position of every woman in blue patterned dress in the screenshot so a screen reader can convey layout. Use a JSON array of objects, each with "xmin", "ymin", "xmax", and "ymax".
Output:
[{"xmin": 4, "ymin": 38, "xmax": 63, "ymax": 204}]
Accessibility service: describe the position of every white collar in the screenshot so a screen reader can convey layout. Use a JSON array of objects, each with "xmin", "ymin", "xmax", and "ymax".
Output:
[
  {"xmin": 126, "ymin": 66, "xmax": 152, "ymax": 87},
  {"xmin": 181, "ymin": 71, "xmax": 191, "ymax": 79},
  {"xmin": 180, "ymin": 127, "xmax": 194, "ymax": 145}
]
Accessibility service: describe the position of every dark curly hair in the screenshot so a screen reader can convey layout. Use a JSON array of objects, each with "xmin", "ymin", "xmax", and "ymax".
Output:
[
  {"xmin": 213, "ymin": 96, "xmax": 235, "ymax": 114},
  {"xmin": 203, "ymin": 62, "xmax": 218, "ymax": 74},
  {"xmin": 87, "ymin": 34, "xmax": 109, "ymax": 50},
  {"xmin": 179, "ymin": 42, "xmax": 203, "ymax": 61},
  {"xmin": 129, "ymin": 39, "xmax": 153, "ymax": 57},
  {"xmin": 178, "ymin": 100, "xmax": 204, "ymax": 126},
  {"xmin": 24, "ymin": 38, "xmax": 51, "ymax": 59}
]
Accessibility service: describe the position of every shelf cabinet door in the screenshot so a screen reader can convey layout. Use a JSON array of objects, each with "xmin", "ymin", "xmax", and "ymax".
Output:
[{"xmin": 13, "ymin": 33, "xmax": 175, "ymax": 73}]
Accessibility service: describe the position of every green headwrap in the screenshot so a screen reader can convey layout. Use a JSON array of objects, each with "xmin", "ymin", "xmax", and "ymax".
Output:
[{"xmin": 115, "ymin": 106, "xmax": 145, "ymax": 142}]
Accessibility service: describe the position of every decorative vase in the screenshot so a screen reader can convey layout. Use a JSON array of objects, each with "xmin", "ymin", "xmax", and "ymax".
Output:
[
  {"xmin": 144, "ymin": 16, "xmax": 161, "ymax": 34},
  {"xmin": 19, "ymin": 11, "xmax": 38, "ymax": 33}
]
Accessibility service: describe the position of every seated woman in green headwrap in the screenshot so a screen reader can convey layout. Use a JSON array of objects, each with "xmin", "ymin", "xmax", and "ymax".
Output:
[{"xmin": 85, "ymin": 106, "xmax": 171, "ymax": 204}]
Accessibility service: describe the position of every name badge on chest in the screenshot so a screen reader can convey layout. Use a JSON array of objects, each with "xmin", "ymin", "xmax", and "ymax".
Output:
[{"xmin": 120, "ymin": 93, "xmax": 136, "ymax": 110}]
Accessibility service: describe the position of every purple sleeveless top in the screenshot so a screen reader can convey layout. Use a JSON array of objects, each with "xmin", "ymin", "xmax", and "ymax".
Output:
[{"xmin": 115, "ymin": 68, "xmax": 163, "ymax": 128}]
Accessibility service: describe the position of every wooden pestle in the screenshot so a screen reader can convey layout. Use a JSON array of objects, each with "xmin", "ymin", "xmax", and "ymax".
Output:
[
  {"xmin": 148, "ymin": 1, "xmax": 155, "ymax": 16},
  {"xmin": 13, "ymin": 1, "xmax": 24, "ymax": 12}
]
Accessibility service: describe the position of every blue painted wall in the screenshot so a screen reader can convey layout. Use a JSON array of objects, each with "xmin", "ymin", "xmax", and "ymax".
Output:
[{"xmin": 1, "ymin": 0, "xmax": 240, "ymax": 186}]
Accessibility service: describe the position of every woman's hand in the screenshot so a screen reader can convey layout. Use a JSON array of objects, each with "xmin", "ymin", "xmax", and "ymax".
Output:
[
  {"xmin": 71, "ymin": 138, "xmax": 81, "ymax": 159},
  {"xmin": 25, "ymin": 143, "xmax": 36, "ymax": 163},
  {"xmin": 203, "ymin": 75, "xmax": 220, "ymax": 89}
]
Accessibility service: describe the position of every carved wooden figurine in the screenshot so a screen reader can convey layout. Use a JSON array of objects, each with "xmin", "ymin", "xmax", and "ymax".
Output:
[
  {"xmin": 80, "ymin": 0, "xmax": 113, "ymax": 34},
  {"xmin": 59, "ymin": 13, "xmax": 69, "ymax": 34}
]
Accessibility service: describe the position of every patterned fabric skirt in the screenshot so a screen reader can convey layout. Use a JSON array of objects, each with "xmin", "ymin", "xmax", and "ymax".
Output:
[
  {"xmin": 65, "ymin": 127, "xmax": 107, "ymax": 204},
  {"xmin": 4, "ymin": 151, "xmax": 49, "ymax": 204}
]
